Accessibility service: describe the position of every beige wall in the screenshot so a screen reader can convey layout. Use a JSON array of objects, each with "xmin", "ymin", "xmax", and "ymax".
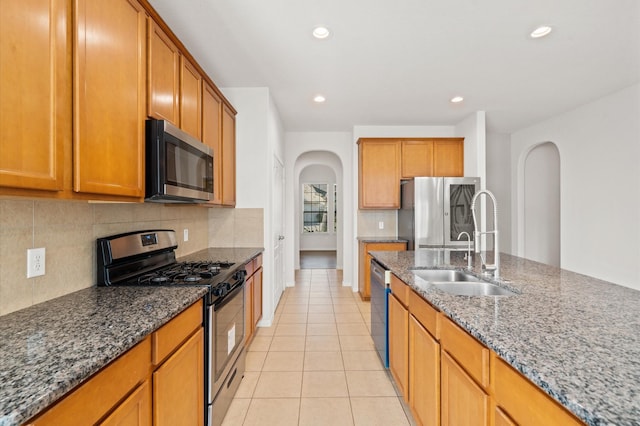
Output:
[{"xmin": 0, "ymin": 198, "xmax": 210, "ymax": 316}]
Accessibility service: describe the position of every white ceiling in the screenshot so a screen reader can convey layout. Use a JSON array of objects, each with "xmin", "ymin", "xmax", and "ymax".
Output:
[{"xmin": 148, "ymin": 0, "xmax": 640, "ymax": 133}]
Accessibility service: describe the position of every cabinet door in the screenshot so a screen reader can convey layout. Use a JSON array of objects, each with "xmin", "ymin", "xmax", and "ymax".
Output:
[
  {"xmin": 179, "ymin": 57, "xmax": 202, "ymax": 140},
  {"xmin": 153, "ymin": 327, "xmax": 204, "ymax": 426},
  {"xmin": 433, "ymin": 139, "xmax": 464, "ymax": 177},
  {"xmin": 100, "ymin": 380, "xmax": 152, "ymax": 426},
  {"xmin": 494, "ymin": 407, "xmax": 517, "ymax": 426},
  {"xmin": 401, "ymin": 140, "xmax": 434, "ymax": 178},
  {"xmin": 147, "ymin": 19, "xmax": 179, "ymax": 124},
  {"xmin": 202, "ymin": 82, "xmax": 223, "ymax": 205},
  {"xmin": 441, "ymin": 350, "xmax": 489, "ymax": 426},
  {"xmin": 0, "ymin": 0, "xmax": 70, "ymax": 192},
  {"xmin": 244, "ymin": 275, "xmax": 254, "ymax": 345},
  {"xmin": 358, "ymin": 140, "xmax": 401, "ymax": 209},
  {"xmin": 253, "ymin": 267, "xmax": 263, "ymax": 328},
  {"xmin": 388, "ymin": 293, "xmax": 409, "ymax": 401},
  {"xmin": 74, "ymin": 0, "xmax": 146, "ymax": 197},
  {"xmin": 409, "ymin": 315, "xmax": 440, "ymax": 426},
  {"xmin": 221, "ymin": 104, "xmax": 236, "ymax": 206}
]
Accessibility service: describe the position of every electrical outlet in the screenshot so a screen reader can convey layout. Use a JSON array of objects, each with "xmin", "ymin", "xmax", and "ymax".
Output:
[
  {"xmin": 27, "ymin": 248, "xmax": 46, "ymax": 278},
  {"xmin": 183, "ymin": 228, "xmax": 189, "ymax": 242},
  {"xmin": 378, "ymin": 221, "xmax": 384, "ymax": 230}
]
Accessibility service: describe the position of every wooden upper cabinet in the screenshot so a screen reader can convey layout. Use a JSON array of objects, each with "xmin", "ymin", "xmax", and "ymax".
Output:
[
  {"xmin": 221, "ymin": 103, "xmax": 236, "ymax": 206},
  {"xmin": 0, "ymin": 0, "xmax": 70, "ymax": 192},
  {"xmin": 147, "ymin": 19, "xmax": 179, "ymax": 125},
  {"xmin": 433, "ymin": 139, "xmax": 464, "ymax": 176},
  {"xmin": 202, "ymin": 82, "xmax": 223, "ymax": 205},
  {"xmin": 401, "ymin": 140, "xmax": 434, "ymax": 178},
  {"xmin": 179, "ymin": 57, "xmax": 202, "ymax": 140},
  {"xmin": 74, "ymin": 0, "xmax": 146, "ymax": 198},
  {"xmin": 358, "ymin": 139, "xmax": 401, "ymax": 209}
]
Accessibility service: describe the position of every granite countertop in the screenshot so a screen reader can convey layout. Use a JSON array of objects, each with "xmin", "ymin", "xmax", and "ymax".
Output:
[
  {"xmin": 0, "ymin": 246, "xmax": 263, "ymax": 426},
  {"xmin": 357, "ymin": 236, "xmax": 408, "ymax": 243},
  {"xmin": 370, "ymin": 250, "xmax": 640, "ymax": 426}
]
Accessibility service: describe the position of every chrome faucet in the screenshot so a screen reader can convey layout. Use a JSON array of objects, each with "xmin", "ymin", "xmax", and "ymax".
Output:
[
  {"xmin": 457, "ymin": 231, "xmax": 472, "ymax": 269},
  {"xmin": 471, "ymin": 190, "xmax": 500, "ymax": 279}
]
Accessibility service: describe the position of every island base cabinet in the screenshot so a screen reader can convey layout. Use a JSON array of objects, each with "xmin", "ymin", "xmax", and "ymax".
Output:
[
  {"xmin": 409, "ymin": 315, "xmax": 440, "ymax": 426},
  {"xmin": 492, "ymin": 354, "xmax": 583, "ymax": 426},
  {"xmin": 153, "ymin": 326, "xmax": 204, "ymax": 426},
  {"xmin": 388, "ymin": 293, "xmax": 409, "ymax": 400},
  {"xmin": 441, "ymin": 350, "xmax": 489, "ymax": 426}
]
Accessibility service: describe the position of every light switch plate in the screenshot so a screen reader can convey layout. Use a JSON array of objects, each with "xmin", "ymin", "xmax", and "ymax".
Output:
[
  {"xmin": 183, "ymin": 229, "xmax": 189, "ymax": 242},
  {"xmin": 378, "ymin": 221, "xmax": 384, "ymax": 230},
  {"xmin": 27, "ymin": 248, "xmax": 46, "ymax": 278}
]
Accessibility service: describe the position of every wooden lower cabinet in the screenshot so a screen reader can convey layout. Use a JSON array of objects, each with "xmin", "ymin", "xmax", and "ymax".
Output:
[
  {"xmin": 358, "ymin": 241, "xmax": 406, "ymax": 300},
  {"xmin": 441, "ymin": 350, "xmax": 489, "ymax": 426},
  {"xmin": 383, "ymin": 276, "xmax": 585, "ymax": 426},
  {"xmin": 153, "ymin": 327, "xmax": 204, "ymax": 426},
  {"xmin": 492, "ymin": 354, "xmax": 583, "ymax": 426},
  {"xmin": 388, "ymin": 293, "xmax": 409, "ymax": 400},
  {"xmin": 26, "ymin": 300, "xmax": 204, "ymax": 426},
  {"xmin": 409, "ymin": 315, "xmax": 440, "ymax": 426},
  {"xmin": 101, "ymin": 380, "xmax": 152, "ymax": 426},
  {"xmin": 244, "ymin": 254, "xmax": 264, "ymax": 345}
]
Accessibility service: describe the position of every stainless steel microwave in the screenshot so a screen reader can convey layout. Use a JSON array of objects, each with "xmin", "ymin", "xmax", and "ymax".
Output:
[{"xmin": 145, "ymin": 119, "xmax": 213, "ymax": 203}]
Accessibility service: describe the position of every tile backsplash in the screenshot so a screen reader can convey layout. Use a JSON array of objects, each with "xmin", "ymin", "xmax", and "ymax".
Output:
[
  {"xmin": 0, "ymin": 197, "xmax": 264, "ymax": 316},
  {"xmin": 357, "ymin": 209, "xmax": 398, "ymax": 237}
]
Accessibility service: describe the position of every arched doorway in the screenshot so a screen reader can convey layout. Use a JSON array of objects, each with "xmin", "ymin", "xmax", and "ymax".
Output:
[{"xmin": 524, "ymin": 142, "xmax": 561, "ymax": 266}]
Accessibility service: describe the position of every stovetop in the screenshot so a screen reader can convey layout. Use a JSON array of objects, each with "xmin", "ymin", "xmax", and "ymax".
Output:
[{"xmin": 131, "ymin": 261, "xmax": 235, "ymax": 286}]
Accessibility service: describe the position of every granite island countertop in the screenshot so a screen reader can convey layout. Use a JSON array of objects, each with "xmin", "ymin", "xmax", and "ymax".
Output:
[
  {"xmin": 370, "ymin": 250, "xmax": 640, "ymax": 426},
  {"xmin": 0, "ymin": 246, "xmax": 263, "ymax": 426}
]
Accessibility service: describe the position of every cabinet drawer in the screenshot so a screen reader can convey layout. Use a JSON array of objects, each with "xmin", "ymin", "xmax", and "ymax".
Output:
[
  {"xmin": 253, "ymin": 253, "xmax": 263, "ymax": 270},
  {"xmin": 390, "ymin": 274, "xmax": 409, "ymax": 307},
  {"xmin": 153, "ymin": 299, "xmax": 203, "ymax": 366},
  {"xmin": 245, "ymin": 259, "xmax": 256, "ymax": 277},
  {"xmin": 28, "ymin": 337, "xmax": 151, "ymax": 425},
  {"xmin": 409, "ymin": 289, "xmax": 440, "ymax": 340},
  {"xmin": 493, "ymin": 355, "xmax": 583, "ymax": 426},
  {"xmin": 440, "ymin": 316, "xmax": 489, "ymax": 389}
]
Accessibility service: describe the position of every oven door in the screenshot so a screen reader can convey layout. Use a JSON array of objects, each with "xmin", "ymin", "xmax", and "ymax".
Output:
[{"xmin": 208, "ymin": 283, "xmax": 245, "ymax": 400}]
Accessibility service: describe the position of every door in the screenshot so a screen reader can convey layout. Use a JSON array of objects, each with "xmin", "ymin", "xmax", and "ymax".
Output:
[{"xmin": 273, "ymin": 156, "xmax": 285, "ymax": 308}]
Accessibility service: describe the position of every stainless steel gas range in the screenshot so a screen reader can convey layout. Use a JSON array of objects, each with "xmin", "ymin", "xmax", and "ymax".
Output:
[{"xmin": 97, "ymin": 229, "xmax": 246, "ymax": 426}]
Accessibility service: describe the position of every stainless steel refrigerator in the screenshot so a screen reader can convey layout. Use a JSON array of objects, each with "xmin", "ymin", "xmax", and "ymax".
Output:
[{"xmin": 399, "ymin": 177, "xmax": 480, "ymax": 250}]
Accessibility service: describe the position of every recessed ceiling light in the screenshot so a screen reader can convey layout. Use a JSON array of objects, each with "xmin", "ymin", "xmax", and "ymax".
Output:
[
  {"xmin": 450, "ymin": 96, "xmax": 464, "ymax": 103},
  {"xmin": 530, "ymin": 26, "xmax": 552, "ymax": 39},
  {"xmin": 312, "ymin": 26, "xmax": 331, "ymax": 39},
  {"xmin": 313, "ymin": 95, "xmax": 326, "ymax": 103}
]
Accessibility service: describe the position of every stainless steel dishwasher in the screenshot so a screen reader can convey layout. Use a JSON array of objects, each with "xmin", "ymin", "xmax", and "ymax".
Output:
[{"xmin": 370, "ymin": 259, "xmax": 391, "ymax": 368}]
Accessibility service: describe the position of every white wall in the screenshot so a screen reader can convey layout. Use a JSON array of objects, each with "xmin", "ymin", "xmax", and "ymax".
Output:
[
  {"xmin": 524, "ymin": 142, "xmax": 561, "ymax": 266},
  {"xmin": 284, "ymin": 133, "xmax": 353, "ymax": 288},
  {"xmin": 511, "ymin": 83, "xmax": 640, "ymax": 289},
  {"xmin": 219, "ymin": 87, "xmax": 285, "ymax": 326},
  {"xmin": 486, "ymin": 133, "xmax": 512, "ymax": 254},
  {"xmin": 299, "ymin": 165, "xmax": 337, "ymax": 251}
]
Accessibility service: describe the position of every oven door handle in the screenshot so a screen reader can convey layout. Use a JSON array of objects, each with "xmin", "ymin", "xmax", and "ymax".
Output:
[{"xmin": 213, "ymin": 276, "xmax": 246, "ymax": 310}]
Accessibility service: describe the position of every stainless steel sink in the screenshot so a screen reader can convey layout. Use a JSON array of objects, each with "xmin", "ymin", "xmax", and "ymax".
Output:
[
  {"xmin": 411, "ymin": 269, "xmax": 518, "ymax": 297},
  {"xmin": 411, "ymin": 269, "xmax": 482, "ymax": 283},
  {"xmin": 431, "ymin": 281, "xmax": 517, "ymax": 297}
]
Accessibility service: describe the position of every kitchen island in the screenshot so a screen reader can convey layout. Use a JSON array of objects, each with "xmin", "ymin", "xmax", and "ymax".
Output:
[
  {"xmin": 0, "ymin": 247, "xmax": 262, "ymax": 426},
  {"xmin": 370, "ymin": 250, "xmax": 640, "ymax": 426}
]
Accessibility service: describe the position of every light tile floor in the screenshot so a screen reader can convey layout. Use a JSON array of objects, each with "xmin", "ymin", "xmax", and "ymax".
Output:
[{"xmin": 222, "ymin": 269, "xmax": 416, "ymax": 426}]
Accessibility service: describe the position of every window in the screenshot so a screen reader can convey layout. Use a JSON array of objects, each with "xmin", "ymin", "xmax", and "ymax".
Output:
[
  {"xmin": 303, "ymin": 184, "xmax": 328, "ymax": 232},
  {"xmin": 333, "ymin": 184, "xmax": 337, "ymax": 232}
]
